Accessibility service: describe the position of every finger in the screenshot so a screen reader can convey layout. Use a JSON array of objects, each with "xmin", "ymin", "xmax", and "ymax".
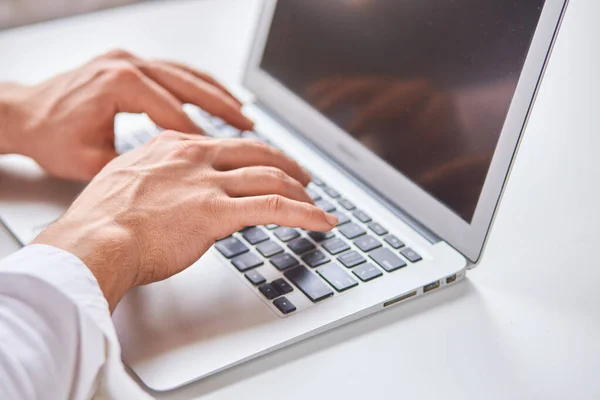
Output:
[
  {"xmin": 220, "ymin": 166, "xmax": 314, "ymax": 204},
  {"xmin": 156, "ymin": 60, "xmax": 243, "ymax": 107},
  {"xmin": 209, "ymin": 139, "xmax": 311, "ymax": 186},
  {"xmin": 233, "ymin": 195, "xmax": 338, "ymax": 232},
  {"xmin": 113, "ymin": 69, "xmax": 203, "ymax": 134},
  {"xmin": 103, "ymin": 50, "xmax": 244, "ymax": 111},
  {"xmin": 134, "ymin": 61, "xmax": 254, "ymax": 131}
]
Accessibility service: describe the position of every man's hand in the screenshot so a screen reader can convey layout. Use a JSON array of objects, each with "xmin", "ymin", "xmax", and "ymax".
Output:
[
  {"xmin": 33, "ymin": 131, "xmax": 338, "ymax": 311},
  {"xmin": 0, "ymin": 49, "xmax": 253, "ymax": 180}
]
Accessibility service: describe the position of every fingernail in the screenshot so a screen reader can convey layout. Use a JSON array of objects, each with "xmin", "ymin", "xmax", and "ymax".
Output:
[
  {"xmin": 303, "ymin": 168, "xmax": 312, "ymax": 184},
  {"xmin": 325, "ymin": 213, "xmax": 339, "ymax": 227},
  {"xmin": 244, "ymin": 116, "xmax": 255, "ymax": 129}
]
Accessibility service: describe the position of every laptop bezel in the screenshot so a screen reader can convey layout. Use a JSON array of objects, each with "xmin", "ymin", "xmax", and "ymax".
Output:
[{"xmin": 243, "ymin": 0, "xmax": 569, "ymax": 263}]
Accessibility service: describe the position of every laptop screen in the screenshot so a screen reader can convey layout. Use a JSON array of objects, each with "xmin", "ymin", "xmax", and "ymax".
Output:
[{"xmin": 260, "ymin": 0, "xmax": 545, "ymax": 222}]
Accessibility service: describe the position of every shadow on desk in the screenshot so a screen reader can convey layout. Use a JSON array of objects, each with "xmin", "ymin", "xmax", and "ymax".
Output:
[
  {"xmin": 0, "ymin": 155, "xmax": 84, "ymax": 206},
  {"xmin": 0, "ymin": 155, "xmax": 84, "ymax": 243},
  {"xmin": 140, "ymin": 280, "xmax": 477, "ymax": 400}
]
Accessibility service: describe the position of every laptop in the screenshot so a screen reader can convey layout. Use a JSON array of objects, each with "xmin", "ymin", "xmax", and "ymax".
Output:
[{"xmin": 0, "ymin": 0, "xmax": 569, "ymax": 392}]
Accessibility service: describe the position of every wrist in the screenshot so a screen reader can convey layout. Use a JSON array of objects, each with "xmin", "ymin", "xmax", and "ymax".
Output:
[
  {"xmin": 0, "ymin": 83, "xmax": 29, "ymax": 155},
  {"xmin": 33, "ymin": 215, "xmax": 141, "ymax": 312}
]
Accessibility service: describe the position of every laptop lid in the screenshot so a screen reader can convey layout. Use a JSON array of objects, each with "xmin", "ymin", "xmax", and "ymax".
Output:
[{"xmin": 243, "ymin": 0, "xmax": 568, "ymax": 263}]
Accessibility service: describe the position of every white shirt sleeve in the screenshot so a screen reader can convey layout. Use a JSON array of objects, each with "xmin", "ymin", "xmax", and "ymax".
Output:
[{"xmin": 0, "ymin": 244, "xmax": 153, "ymax": 400}]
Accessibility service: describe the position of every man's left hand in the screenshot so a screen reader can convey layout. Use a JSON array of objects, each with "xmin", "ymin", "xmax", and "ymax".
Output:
[{"xmin": 0, "ymin": 49, "xmax": 253, "ymax": 180}]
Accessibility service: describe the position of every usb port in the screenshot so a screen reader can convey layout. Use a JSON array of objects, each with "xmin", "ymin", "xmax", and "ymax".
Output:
[
  {"xmin": 423, "ymin": 281, "xmax": 440, "ymax": 293},
  {"xmin": 446, "ymin": 274, "xmax": 457, "ymax": 284},
  {"xmin": 383, "ymin": 291, "xmax": 417, "ymax": 307}
]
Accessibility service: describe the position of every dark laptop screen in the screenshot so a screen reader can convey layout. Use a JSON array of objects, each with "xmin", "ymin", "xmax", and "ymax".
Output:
[{"xmin": 260, "ymin": 0, "xmax": 545, "ymax": 222}]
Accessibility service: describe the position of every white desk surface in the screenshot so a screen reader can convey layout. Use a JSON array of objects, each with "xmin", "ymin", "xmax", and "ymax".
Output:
[{"xmin": 1, "ymin": 1, "xmax": 599, "ymax": 399}]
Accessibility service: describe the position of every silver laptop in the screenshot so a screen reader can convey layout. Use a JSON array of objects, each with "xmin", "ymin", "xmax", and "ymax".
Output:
[{"xmin": 0, "ymin": 0, "xmax": 568, "ymax": 392}]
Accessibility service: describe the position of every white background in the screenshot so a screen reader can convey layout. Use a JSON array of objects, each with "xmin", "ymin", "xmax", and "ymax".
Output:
[{"xmin": 0, "ymin": 1, "xmax": 599, "ymax": 399}]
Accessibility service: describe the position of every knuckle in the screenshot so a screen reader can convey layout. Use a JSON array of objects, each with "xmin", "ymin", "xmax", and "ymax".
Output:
[
  {"xmin": 155, "ymin": 130, "xmax": 181, "ymax": 142},
  {"xmin": 302, "ymin": 202, "xmax": 322, "ymax": 219},
  {"xmin": 103, "ymin": 49, "xmax": 134, "ymax": 59},
  {"xmin": 208, "ymin": 195, "xmax": 239, "ymax": 236},
  {"xmin": 265, "ymin": 195, "xmax": 284, "ymax": 214},
  {"xmin": 205, "ymin": 140, "xmax": 223, "ymax": 162},
  {"xmin": 263, "ymin": 166, "xmax": 288, "ymax": 182},
  {"xmin": 258, "ymin": 141, "xmax": 279, "ymax": 156},
  {"xmin": 314, "ymin": 206, "xmax": 327, "ymax": 220},
  {"xmin": 173, "ymin": 140, "xmax": 199, "ymax": 159},
  {"xmin": 244, "ymin": 139, "xmax": 271, "ymax": 154},
  {"xmin": 206, "ymin": 190, "xmax": 226, "ymax": 218},
  {"xmin": 108, "ymin": 62, "xmax": 141, "ymax": 83}
]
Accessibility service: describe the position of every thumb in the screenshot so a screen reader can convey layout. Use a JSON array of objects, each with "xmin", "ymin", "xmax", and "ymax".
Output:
[{"xmin": 79, "ymin": 148, "xmax": 119, "ymax": 181}]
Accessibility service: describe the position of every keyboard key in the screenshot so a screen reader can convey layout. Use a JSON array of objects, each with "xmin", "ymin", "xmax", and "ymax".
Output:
[
  {"xmin": 352, "ymin": 263, "xmax": 383, "ymax": 282},
  {"xmin": 215, "ymin": 237, "xmax": 249, "ymax": 259},
  {"xmin": 232, "ymin": 252, "xmax": 264, "ymax": 272},
  {"xmin": 256, "ymin": 240, "xmax": 284, "ymax": 258},
  {"xmin": 338, "ymin": 198, "xmax": 356, "ymax": 210},
  {"xmin": 308, "ymin": 231, "xmax": 335, "ymax": 242},
  {"xmin": 266, "ymin": 224, "xmax": 279, "ymax": 230},
  {"xmin": 384, "ymin": 235, "xmax": 405, "ymax": 249},
  {"xmin": 338, "ymin": 223, "xmax": 366, "ymax": 239},
  {"xmin": 214, "ymin": 125, "xmax": 241, "ymax": 138},
  {"xmin": 288, "ymin": 238, "xmax": 316, "ymax": 255},
  {"xmin": 312, "ymin": 176, "xmax": 325, "ymax": 186},
  {"xmin": 210, "ymin": 116, "xmax": 226, "ymax": 128},
  {"xmin": 315, "ymin": 199, "xmax": 336, "ymax": 213},
  {"xmin": 338, "ymin": 250, "xmax": 366, "ymax": 268},
  {"xmin": 270, "ymin": 253, "xmax": 299, "ymax": 271},
  {"xmin": 352, "ymin": 210, "xmax": 372, "ymax": 223},
  {"xmin": 273, "ymin": 296, "xmax": 297, "ymax": 314},
  {"xmin": 302, "ymin": 250, "xmax": 330, "ymax": 268},
  {"xmin": 284, "ymin": 265, "xmax": 334, "ymax": 302},
  {"xmin": 354, "ymin": 235, "xmax": 382, "ymax": 252},
  {"xmin": 368, "ymin": 222, "xmax": 388, "ymax": 236},
  {"xmin": 258, "ymin": 283, "xmax": 279, "ymax": 300},
  {"xmin": 322, "ymin": 238, "xmax": 351, "ymax": 255},
  {"xmin": 245, "ymin": 270, "xmax": 266, "ymax": 285},
  {"xmin": 401, "ymin": 248, "xmax": 423, "ymax": 263},
  {"xmin": 271, "ymin": 278, "xmax": 294, "ymax": 294},
  {"xmin": 370, "ymin": 248, "xmax": 407, "ymax": 272},
  {"xmin": 274, "ymin": 227, "xmax": 301, "ymax": 242},
  {"xmin": 306, "ymin": 187, "xmax": 322, "ymax": 201},
  {"xmin": 317, "ymin": 263, "xmax": 358, "ymax": 292},
  {"xmin": 331, "ymin": 211, "xmax": 350, "ymax": 226},
  {"xmin": 241, "ymin": 227, "xmax": 269, "ymax": 244},
  {"xmin": 240, "ymin": 130, "xmax": 263, "ymax": 141},
  {"xmin": 323, "ymin": 186, "xmax": 340, "ymax": 198}
]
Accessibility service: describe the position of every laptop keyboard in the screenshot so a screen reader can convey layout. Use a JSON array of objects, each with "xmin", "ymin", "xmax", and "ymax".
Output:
[
  {"xmin": 118, "ymin": 107, "xmax": 423, "ymax": 317},
  {"xmin": 195, "ymin": 111, "xmax": 424, "ymax": 317}
]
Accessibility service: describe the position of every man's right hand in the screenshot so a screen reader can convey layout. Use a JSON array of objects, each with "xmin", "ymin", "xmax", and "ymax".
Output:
[{"xmin": 33, "ymin": 131, "xmax": 338, "ymax": 311}]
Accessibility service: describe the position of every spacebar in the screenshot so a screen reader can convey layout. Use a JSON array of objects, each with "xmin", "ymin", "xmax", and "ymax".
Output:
[{"xmin": 284, "ymin": 265, "xmax": 334, "ymax": 303}]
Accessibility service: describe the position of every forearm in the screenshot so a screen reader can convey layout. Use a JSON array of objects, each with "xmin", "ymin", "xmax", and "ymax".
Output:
[
  {"xmin": 33, "ymin": 204, "xmax": 141, "ymax": 313},
  {"xmin": 0, "ymin": 82, "xmax": 28, "ymax": 155}
]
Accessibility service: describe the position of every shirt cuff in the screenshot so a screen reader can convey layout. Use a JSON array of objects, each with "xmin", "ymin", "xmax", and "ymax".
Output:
[
  {"xmin": 0, "ymin": 244, "xmax": 109, "ymax": 320},
  {"xmin": 0, "ymin": 244, "xmax": 152, "ymax": 399}
]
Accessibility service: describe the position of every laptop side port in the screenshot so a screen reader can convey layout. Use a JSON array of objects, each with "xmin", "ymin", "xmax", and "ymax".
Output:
[
  {"xmin": 446, "ymin": 274, "xmax": 457, "ymax": 284},
  {"xmin": 423, "ymin": 280, "xmax": 440, "ymax": 293},
  {"xmin": 383, "ymin": 290, "xmax": 417, "ymax": 307}
]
